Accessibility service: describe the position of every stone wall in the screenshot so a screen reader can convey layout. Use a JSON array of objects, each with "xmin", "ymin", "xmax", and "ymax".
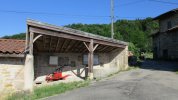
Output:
[
  {"xmin": 159, "ymin": 14, "xmax": 178, "ymax": 32},
  {"xmin": 34, "ymin": 47, "xmax": 128, "ymax": 79},
  {"xmin": 153, "ymin": 13, "xmax": 178, "ymax": 60},
  {"xmin": 0, "ymin": 64, "xmax": 24, "ymax": 95},
  {"xmin": 0, "ymin": 57, "xmax": 24, "ymax": 65},
  {"xmin": 34, "ymin": 53, "xmax": 111, "ymax": 78},
  {"xmin": 153, "ymin": 31, "xmax": 178, "ymax": 60},
  {"xmin": 93, "ymin": 46, "xmax": 128, "ymax": 78}
]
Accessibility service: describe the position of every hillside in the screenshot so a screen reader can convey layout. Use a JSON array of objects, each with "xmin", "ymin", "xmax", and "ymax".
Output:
[
  {"xmin": 1, "ymin": 18, "xmax": 158, "ymax": 54},
  {"xmin": 1, "ymin": 33, "xmax": 26, "ymax": 40}
]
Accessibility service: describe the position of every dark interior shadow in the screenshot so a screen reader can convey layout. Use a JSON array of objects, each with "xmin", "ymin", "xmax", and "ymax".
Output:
[{"xmin": 137, "ymin": 59, "xmax": 178, "ymax": 72}]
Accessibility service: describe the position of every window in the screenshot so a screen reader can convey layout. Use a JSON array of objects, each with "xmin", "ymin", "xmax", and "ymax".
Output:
[
  {"xmin": 94, "ymin": 55, "xmax": 99, "ymax": 65},
  {"xmin": 83, "ymin": 54, "xmax": 99, "ymax": 65},
  {"xmin": 83, "ymin": 55, "xmax": 88, "ymax": 65},
  {"xmin": 167, "ymin": 21, "xmax": 172, "ymax": 29},
  {"xmin": 58, "ymin": 57, "xmax": 69, "ymax": 66},
  {"xmin": 163, "ymin": 49, "xmax": 168, "ymax": 59},
  {"xmin": 49, "ymin": 56, "xmax": 58, "ymax": 65}
]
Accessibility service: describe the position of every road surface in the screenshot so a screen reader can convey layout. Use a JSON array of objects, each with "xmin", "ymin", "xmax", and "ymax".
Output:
[{"xmin": 44, "ymin": 60, "xmax": 178, "ymax": 100}]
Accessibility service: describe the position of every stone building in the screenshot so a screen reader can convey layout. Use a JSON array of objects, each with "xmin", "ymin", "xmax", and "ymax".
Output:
[
  {"xmin": 152, "ymin": 8, "xmax": 178, "ymax": 60},
  {"xmin": 0, "ymin": 19, "xmax": 128, "ymax": 93},
  {"xmin": 0, "ymin": 39, "xmax": 25, "ymax": 94}
]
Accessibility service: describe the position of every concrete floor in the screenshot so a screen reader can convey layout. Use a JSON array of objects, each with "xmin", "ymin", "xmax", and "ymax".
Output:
[{"xmin": 44, "ymin": 60, "xmax": 178, "ymax": 100}]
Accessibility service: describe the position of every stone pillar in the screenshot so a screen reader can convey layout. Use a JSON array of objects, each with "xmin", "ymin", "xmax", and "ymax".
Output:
[
  {"xmin": 24, "ymin": 54, "xmax": 34, "ymax": 92},
  {"xmin": 124, "ymin": 46, "xmax": 129, "ymax": 70}
]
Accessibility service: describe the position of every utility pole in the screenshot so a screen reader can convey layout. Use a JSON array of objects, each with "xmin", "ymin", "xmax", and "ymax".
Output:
[{"xmin": 111, "ymin": 0, "xmax": 114, "ymax": 39}]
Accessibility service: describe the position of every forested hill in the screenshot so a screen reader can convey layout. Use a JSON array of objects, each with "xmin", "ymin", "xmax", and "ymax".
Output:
[
  {"xmin": 1, "ymin": 18, "xmax": 159, "ymax": 54},
  {"xmin": 2, "ymin": 33, "xmax": 26, "ymax": 40}
]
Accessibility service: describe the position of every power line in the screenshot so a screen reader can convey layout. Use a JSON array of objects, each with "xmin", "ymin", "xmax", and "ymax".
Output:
[
  {"xmin": 0, "ymin": 9, "xmax": 110, "ymax": 18},
  {"xmin": 115, "ymin": 0, "xmax": 146, "ymax": 7},
  {"xmin": 0, "ymin": 9, "xmax": 149, "ymax": 19},
  {"xmin": 148, "ymin": 0, "xmax": 178, "ymax": 5},
  {"xmin": 0, "ymin": 10, "xmax": 153, "ymax": 19}
]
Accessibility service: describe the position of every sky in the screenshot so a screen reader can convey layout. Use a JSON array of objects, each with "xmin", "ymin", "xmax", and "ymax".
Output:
[{"xmin": 0, "ymin": 0, "xmax": 178, "ymax": 37}]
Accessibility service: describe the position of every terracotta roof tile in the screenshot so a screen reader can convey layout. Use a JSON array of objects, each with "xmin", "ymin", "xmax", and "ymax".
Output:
[{"xmin": 0, "ymin": 39, "xmax": 25, "ymax": 54}]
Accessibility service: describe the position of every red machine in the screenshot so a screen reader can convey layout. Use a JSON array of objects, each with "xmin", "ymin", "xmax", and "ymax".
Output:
[{"xmin": 46, "ymin": 67, "xmax": 70, "ymax": 82}]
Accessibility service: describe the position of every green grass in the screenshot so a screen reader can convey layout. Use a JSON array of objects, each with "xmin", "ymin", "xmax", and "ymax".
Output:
[
  {"xmin": 7, "ymin": 81, "xmax": 90, "ymax": 100},
  {"xmin": 176, "ymin": 71, "xmax": 178, "ymax": 74}
]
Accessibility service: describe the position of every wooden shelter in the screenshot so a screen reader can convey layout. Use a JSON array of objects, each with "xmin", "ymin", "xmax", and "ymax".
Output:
[{"xmin": 24, "ymin": 19, "xmax": 128, "ymax": 91}]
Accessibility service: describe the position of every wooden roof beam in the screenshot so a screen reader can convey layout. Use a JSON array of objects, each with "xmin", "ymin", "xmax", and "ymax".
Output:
[
  {"xmin": 29, "ymin": 27, "xmax": 126, "ymax": 48},
  {"xmin": 49, "ymin": 36, "xmax": 53, "ymax": 52},
  {"xmin": 55, "ymin": 37, "xmax": 60, "ymax": 52},
  {"xmin": 98, "ymin": 46, "xmax": 110, "ymax": 52},
  {"xmin": 70, "ymin": 41, "xmax": 81, "ymax": 52},
  {"xmin": 104, "ymin": 47, "xmax": 116, "ymax": 52},
  {"xmin": 65, "ymin": 40, "xmax": 75, "ymax": 53},
  {"xmin": 43, "ymin": 35, "xmax": 46, "ymax": 50},
  {"xmin": 59, "ymin": 39, "xmax": 66, "ymax": 53},
  {"xmin": 64, "ymin": 40, "xmax": 72, "ymax": 52}
]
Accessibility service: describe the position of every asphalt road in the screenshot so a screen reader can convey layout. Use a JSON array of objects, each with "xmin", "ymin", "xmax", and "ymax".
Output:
[{"xmin": 44, "ymin": 60, "xmax": 178, "ymax": 100}]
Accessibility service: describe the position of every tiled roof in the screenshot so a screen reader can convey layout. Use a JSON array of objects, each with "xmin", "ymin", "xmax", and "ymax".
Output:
[{"xmin": 0, "ymin": 39, "xmax": 25, "ymax": 54}]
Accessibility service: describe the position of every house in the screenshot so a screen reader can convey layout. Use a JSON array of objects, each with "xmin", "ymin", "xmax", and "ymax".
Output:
[
  {"xmin": 0, "ymin": 39, "xmax": 25, "ymax": 93},
  {"xmin": 0, "ymin": 19, "xmax": 128, "ymax": 92},
  {"xmin": 152, "ymin": 8, "xmax": 178, "ymax": 60}
]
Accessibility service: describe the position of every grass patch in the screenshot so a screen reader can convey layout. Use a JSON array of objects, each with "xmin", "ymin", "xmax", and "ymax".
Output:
[
  {"xmin": 176, "ymin": 71, "xmax": 178, "ymax": 74},
  {"xmin": 107, "ymin": 70, "xmax": 121, "ymax": 77},
  {"xmin": 7, "ymin": 81, "xmax": 90, "ymax": 100}
]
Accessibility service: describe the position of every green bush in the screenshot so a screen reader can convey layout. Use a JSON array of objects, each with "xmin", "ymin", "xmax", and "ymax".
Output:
[
  {"xmin": 176, "ymin": 71, "xmax": 178, "ymax": 74},
  {"xmin": 128, "ymin": 42, "xmax": 139, "ymax": 57}
]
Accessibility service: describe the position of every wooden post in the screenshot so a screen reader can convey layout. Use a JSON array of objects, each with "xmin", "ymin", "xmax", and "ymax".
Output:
[
  {"xmin": 83, "ymin": 39, "xmax": 99, "ymax": 79},
  {"xmin": 25, "ymin": 26, "xmax": 29, "ymax": 51},
  {"xmin": 29, "ymin": 32, "xmax": 34, "ymax": 55},
  {"xmin": 88, "ymin": 39, "xmax": 94, "ymax": 77}
]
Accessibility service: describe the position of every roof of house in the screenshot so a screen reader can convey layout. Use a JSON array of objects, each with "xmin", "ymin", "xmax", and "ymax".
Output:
[
  {"xmin": 154, "ymin": 8, "xmax": 178, "ymax": 20},
  {"xmin": 0, "ymin": 39, "xmax": 25, "ymax": 54}
]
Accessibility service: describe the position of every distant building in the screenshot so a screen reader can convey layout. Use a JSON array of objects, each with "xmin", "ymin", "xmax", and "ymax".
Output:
[{"xmin": 152, "ymin": 8, "xmax": 178, "ymax": 60}]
